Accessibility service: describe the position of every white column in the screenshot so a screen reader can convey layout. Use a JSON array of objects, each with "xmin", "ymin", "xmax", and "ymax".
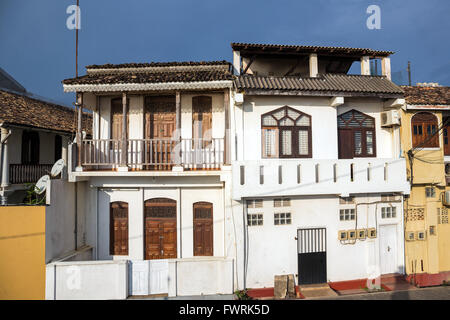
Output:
[
  {"xmin": 381, "ymin": 57, "xmax": 392, "ymax": 80},
  {"xmin": 1, "ymin": 128, "xmax": 9, "ymax": 188},
  {"xmin": 233, "ymin": 50, "xmax": 241, "ymax": 75},
  {"xmin": 309, "ymin": 54, "xmax": 318, "ymax": 77},
  {"xmin": 361, "ymin": 56, "xmax": 371, "ymax": 75}
]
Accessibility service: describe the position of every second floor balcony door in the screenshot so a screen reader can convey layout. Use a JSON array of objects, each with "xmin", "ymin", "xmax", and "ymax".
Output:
[
  {"xmin": 145, "ymin": 96, "xmax": 176, "ymax": 170},
  {"xmin": 110, "ymin": 98, "xmax": 129, "ymax": 165}
]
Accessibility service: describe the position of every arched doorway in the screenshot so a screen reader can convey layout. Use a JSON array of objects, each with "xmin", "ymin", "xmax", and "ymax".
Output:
[{"xmin": 144, "ymin": 198, "xmax": 177, "ymax": 260}]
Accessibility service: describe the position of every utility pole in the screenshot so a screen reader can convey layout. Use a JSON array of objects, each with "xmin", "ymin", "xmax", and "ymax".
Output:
[{"xmin": 76, "ymin": 0, "xmax": 79, "ymax": 77}]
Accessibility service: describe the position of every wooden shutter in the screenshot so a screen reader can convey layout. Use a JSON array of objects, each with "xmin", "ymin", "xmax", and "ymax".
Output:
[
  {"xmin": 110, "ymin": 201, "xmax": 128, "ymax": 255},
  {"xmin": 192, "ymin": 96, "xmax": 212, "ymax": 147},
  {"xmin": 111, "ymin": 98, "xmax": 123, "ymax": 141},
  {"xmin": 412, "ymin": 112, "xmax": 439, "ymax": 148},
  {"xmin": 193, "ymin": 202, "xmax": 213, "ymax": 256},
  {"xmin": 338, "ymin": 129, "xmax": 354, "ymax": 159}
]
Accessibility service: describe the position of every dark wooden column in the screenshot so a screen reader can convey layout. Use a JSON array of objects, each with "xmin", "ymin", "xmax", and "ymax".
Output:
[
  {"xmin": 121, "ymin": 92, "xmax": 128, "ymax": 167},
  {"xmin": 224, "ymin": 89, "xmax": 230, "ymax": 164},
  {"xmin": 76, "ymin": 92, "xmax": 83, "ymax": 169}
]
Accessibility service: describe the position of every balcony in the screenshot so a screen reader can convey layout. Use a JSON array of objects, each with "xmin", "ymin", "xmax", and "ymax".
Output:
[
  {"xmin": 9, "ymin": 164, "xmax": 53, "ymax": 184},
  {"xmin": 75, "ymin": 138, "xmax": 225, "ymax": 171},
  {"xmin": 232, "ymin": 158, "xmax": 410, "ymax": 200}
]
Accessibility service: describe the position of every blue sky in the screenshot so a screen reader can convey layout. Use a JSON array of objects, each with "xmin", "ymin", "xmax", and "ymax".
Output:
[{"xmin": 0, "ymin": 0, "xmax": 449, "ymax": 106}]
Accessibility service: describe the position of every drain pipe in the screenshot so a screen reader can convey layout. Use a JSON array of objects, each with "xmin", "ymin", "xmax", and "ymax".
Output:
[{"xmin": 0, "ymin": 125, "xmax": 12, "ymax": 205}]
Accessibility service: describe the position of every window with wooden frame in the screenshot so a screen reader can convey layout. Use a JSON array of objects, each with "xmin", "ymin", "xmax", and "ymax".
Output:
[
  {"xmin": 411, "ymin": 112, "xmax": 439, "ymax": 148},
  {"xmin": 261, "ymin": 106, "xmax": 312, "ymax": 158},
  {"xmin": 338, "ymin": 109, "xmax": 376, "ymax": 159},
  {"xmin": 110, "ymin": 201, "xmax": 128, "ymax": 256},
  {"xmin": 192, "ymin": 96, "xmax": 212, "ymax": 148}
]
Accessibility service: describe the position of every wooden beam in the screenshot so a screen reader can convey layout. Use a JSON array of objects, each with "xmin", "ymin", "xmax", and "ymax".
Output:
[
  {"xmin": 76, "ymin": 92, "xmax": 83, "ymax": 169},
  {"xmin": 121, "ymin": 92, "xmax": 127, "ymax": 167},
  {"xmin": 242, "ymin": 55, "xmax": 256, "ymax": 75},
  {"xmin": 224, "ymin": 89, "xmax": 230, "ymax": 165}
]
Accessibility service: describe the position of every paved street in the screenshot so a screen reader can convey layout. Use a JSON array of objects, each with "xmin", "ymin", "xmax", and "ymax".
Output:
[{"xmin": 312, "ymin": 286, "xmax": 450, "ymax": 300}]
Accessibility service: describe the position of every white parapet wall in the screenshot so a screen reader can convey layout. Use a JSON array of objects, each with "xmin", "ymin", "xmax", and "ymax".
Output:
[
  {"xmin": 168, "ymin": 257, "xmax": 234, "ymax": 297},
  {"xmin": 45, "ymin": 260, "xmax": 128, "ymax": 300},
  {"xmin": 232, "ymin": 158, "xmax": 410, "ymax": 200}
]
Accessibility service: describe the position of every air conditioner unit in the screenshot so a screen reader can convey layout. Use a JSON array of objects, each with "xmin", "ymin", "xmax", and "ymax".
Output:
[
  {"xmin": 381, "ymin": 110, "xmax": 400, "ymax": 127},
  {"xmin": 234, "ymin": 93, "xmax": 244, "ymax": 105},
  {"xmin": 442, "ymin": 191, "xmax": 450, "ymax": 206}
]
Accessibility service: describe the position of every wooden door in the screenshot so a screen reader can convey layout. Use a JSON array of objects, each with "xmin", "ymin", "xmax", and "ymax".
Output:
[
  {"xmin": 192, "ymin": 96, "xmax": 212, "ymax": 149},
  {"xmin": 338, "ymin": 128, "xmax": 354, "ymax": 159},
  {"xmin": 144, "ymin": 96, "xmax": 176, "ymax": 169},
  {"xmin": 110, "ymin": 201, "xmax": 128, "ymax": 255},
  {"xmin": 144, "ymin": 198, "xmax": 177, "ymax": 260},
  {"xmin": 193, "ymin": 202, "xmax": 213, "ymax": 256}
]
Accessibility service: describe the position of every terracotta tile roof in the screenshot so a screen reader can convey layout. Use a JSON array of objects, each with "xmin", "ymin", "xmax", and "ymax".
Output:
[
  {"xmin": 85, "ymin": 60, "xmax": 231, "ymax": 70},
  {"xmin": 235, "ymin": 74, "xmax": 404, "ymax": 96},
  {"xmin": 231, "ymin": 43, "xmax": 394, "ymax": 57},
  {"xmin": 402, "ymin": 86, "xmax": 450, "ymax": 105},
  {"xmin": 0, "ymin": 89, "xmax": 91, "ymax": 135},
  {"xmin": 63, "ymin": 70, "xmax": 233, "ymax": 85},
  {"xmin": 62, "ymin": 61, "xmax": 233, "ymax": 86}
]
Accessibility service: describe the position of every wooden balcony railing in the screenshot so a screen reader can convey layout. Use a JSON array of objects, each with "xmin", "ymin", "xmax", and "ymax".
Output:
[
  {"xmin": 80, "ymin": 138, "xmax": 225, "ymax": 170},
  {"xmin": 9, "ymin": 164, "xmax": 53, "ymax": 184}
]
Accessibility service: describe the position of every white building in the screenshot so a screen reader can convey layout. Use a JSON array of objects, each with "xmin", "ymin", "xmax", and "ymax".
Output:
[
  {"xmin": 46, "ymin": 43, "xmax": 411, "ymax": 299},
  {"xmin": 0, "ymin": 68, "xmax": 87, "ymax": 205},
  {"xmin": 230, "ymin": 43, "xmax": 410, "ymax": 289},
  {"xmin": 47, "ymin": 61, "xmax": 237, "ymax": 299}
]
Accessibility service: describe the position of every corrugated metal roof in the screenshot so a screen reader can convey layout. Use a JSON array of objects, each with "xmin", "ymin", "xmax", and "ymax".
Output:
[
  {"xmin": 235, "ymin": 74, "xmax": 404, "ymax": 95},
  {"xmin": 231, "ymin": 43, "xmax": 394, "ymax": 57}
]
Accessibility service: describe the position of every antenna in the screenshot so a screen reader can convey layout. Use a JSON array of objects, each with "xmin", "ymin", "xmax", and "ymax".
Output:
[
  {"xmin": 51, "ymin": 159, "xmax": 66, "ymax": 177},
  {"xmin": 407, "ymin": 61, "xmax": 412, "ymax": 86},
  {"xmin": 35, "ymin": 175, "xmax": 50, "ymax": 195}
]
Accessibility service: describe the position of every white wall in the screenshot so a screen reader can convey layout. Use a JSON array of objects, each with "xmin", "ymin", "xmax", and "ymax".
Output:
[
  {"xmin": 45, "ymin": 260, "xmax": 128, "ymax": 300},
  {"xmin": 241, "ymin": 194, "xmax": 404, "ymax": 288},
  {"xmin": 238, "ymin": 96, "xmax": 394, "ymax": 161},
  {"xmin": 96, "ymin": 184, "xmax": 225, "ymax": 261}
]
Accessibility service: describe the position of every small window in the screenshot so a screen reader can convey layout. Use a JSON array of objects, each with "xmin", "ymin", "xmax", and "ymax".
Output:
[
  {"xmin": 274, "ymin": 198, "xmax": 290, "ymax": 207},
  {"xmin": 429, "ymin": 226, "xmax": 436, "ymax": 236},
  {"xmin": 425, "ymin": 187, "xmax": 436, "ymax": 198},
  {"xmin": 274, "ymin": 213, "xmax": 291, "ymax": 225},
  {"xmin": 339, "ymin": 209, "xmax": 356, "ymax": 221},
  {"xmin": 248, "ymin": 213, "xmax": 263, "ymax": 226},
  {"xmin": 339, "ymin": 197, "xmax": 355, "ymax": 204},
  {"xmin": 381, "ymin": 207, "xmax": 397, "ymax": 218},
  {"xmin": 247, "ymin": 199, "xmax": 263, "ymax": 208}
]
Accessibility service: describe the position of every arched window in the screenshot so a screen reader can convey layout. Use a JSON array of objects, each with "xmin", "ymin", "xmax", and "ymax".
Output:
[
  {"xmin": 110, "ymin": 201, "xmax": 128, "ymax": 256},
  {"xmin": 261, "ymin": 106, "xmax": 312, "ymax": 158},
  {"xmin": 411, "ymin": 112, "xmax": 439, "ymax": 148},
  {"xmin": 337, "ymin": 109, "xmax": 376, "ymax": 159},
  {"xmin": 193, "ymin": 202, "xmax": 213, "ymax": 256}
]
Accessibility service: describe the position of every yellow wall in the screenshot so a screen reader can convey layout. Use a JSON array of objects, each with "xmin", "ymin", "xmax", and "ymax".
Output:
[
  {"xmin": 0, "ymin": 206, "xmax": 46, "ymax": 300},
  {"xmin": 400, "ymin": 108, "xmax": 450, "ymax": 275}
]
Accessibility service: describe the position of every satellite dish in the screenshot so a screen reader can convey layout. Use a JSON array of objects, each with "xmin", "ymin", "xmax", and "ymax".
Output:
[
  {"xmin": 35, "ymin": 175, "xmax": 50, "ymax": 195},
  {"xmin": 51, "ymin": 159, "xmax": 65, "ymax": 177}
]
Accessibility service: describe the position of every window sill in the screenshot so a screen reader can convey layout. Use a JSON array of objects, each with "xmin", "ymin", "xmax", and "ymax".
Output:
[{"xmin": 415, "ymin": 147, "xmax": 440, "ymax": 151}]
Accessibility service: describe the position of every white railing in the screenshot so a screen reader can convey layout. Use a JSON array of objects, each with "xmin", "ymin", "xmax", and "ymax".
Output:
[
  {"xmin": 232, "ymin": 158, "xmax": 410, "ymax": 200},
  {"xmin": 80, "ymin": 138, "xmax": 225, "ymax": 170}
]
